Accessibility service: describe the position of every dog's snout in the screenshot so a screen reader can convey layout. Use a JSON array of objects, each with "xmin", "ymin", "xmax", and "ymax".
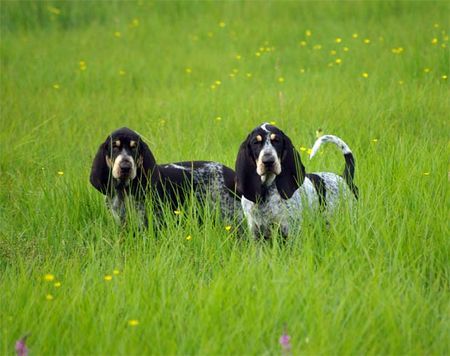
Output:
[
  {"xmin": 262, "ymin": 154, "xmax": 275, "ymax": 166},
  {"xmin": 119, "ymin": 160, "xmax": 132, "ymax": 172}
]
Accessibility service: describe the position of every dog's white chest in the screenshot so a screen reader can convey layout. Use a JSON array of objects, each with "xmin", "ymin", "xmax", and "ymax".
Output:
[
  {"xmin": 241, "ymin": 178, "xmax": 320, "ymax": 237},
  {"xmin": 241, "ymin": 186, "xmax": 293, "ymax": 237}
]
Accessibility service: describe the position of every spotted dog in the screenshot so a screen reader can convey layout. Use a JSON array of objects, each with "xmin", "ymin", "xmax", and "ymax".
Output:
[
  {"xmin": 235, "ymin": 123, "xmax": 358, "ymax": 239},
  {"xmin": 90, "ymin": 127, "xmax": 241, "ymax": 227}
]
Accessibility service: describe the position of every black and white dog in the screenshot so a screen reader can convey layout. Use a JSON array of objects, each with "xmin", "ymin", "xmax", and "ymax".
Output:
[
  {"xmin": 235, "ymin": 123, "xmax": 358, "ymax": 239},
  {"xmin": 90, "ymin": 127, "xmax": 241, "ymax": 227}
]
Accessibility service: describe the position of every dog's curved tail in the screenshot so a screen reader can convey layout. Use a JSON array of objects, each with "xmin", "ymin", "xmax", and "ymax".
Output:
[{"xmin": 309, "ymin": 135, "xmax": 359, "ymax": 199}]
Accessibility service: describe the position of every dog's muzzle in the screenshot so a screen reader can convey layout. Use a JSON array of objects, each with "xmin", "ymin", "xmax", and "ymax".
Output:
[
  {"xmin": 261, "ymin": 153, "xmax": 276, "ymax": 171},
  {"xmin": 112, "ymin": 154, "xmax": 136, "ymax": 180},
  {"xmin": 119, "ymin": 160, "xmax": 133, "ymax": 176}
]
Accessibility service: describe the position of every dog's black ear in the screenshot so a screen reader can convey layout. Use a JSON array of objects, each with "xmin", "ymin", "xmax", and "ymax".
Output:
[
  {"xmin": 276, "ymin": 134, "xmax": 305, "ymax": 199},
  {"xmin": 235, "ymin": 136, "xmax": 261, "ymax": 203},
  {"xmin": 137, "ymin": 139, "xmax": 160, "ymax": 186},
  {"xmin": 90, "ymin": 139, "xmax": 111, "ymax": 194}
]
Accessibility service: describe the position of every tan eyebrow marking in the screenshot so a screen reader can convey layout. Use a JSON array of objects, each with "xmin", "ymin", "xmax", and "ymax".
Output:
[
  {"xmin": 130, "ymin": 140, "xmax": 136, "ymax": 148},
  {"xmin": 114, "ymin": 140, "xmax": 121, "ymax": 146},
  {"xmin": 256, "ymin": 135, "xmax": 263, "ymax": 142},
  {"xmin": 270, "ymin": 133, "xmax": 276, "ymax": 140}
]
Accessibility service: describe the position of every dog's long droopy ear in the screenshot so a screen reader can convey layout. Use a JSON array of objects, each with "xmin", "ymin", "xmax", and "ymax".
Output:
[
  {"xmin": 235, "ymin": 137, "xmax": 261, "ymax": 203},
  {"xmin": 90, "ymin": 139, "xmax": 110, "ymax": 194},
  {"xmin": 138, "ymin": 139, "xmax": 160, "ymax": 185},
  {"xmin": 276, "ymin": 134, "xmax": 305, "ymax": 199}
]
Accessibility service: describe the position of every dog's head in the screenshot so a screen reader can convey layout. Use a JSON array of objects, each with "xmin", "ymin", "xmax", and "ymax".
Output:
[
  {"xmin": 235, "ymin": 123, "xmax": 305, "ymax": 202},
  {"xmin": 90, "ymin": 127, "xmax": 158, "ymax": 194}
]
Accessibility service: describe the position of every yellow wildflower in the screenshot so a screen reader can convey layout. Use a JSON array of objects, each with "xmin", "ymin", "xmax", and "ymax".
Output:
[
  {"xmin": 300, "ymin": 68, "xmax": 305, "ymax": 74},
  {"xmin": 47, "ymin": 6, "xmax": 61, "ymax": 15},
  {"xmin": 343, "ymin": 46, "xmax": 349, "ymax": 52},
  {"xmin": 216, "ymin": 117, "xmax": 222, "ymax": 121},
  {"xmin": 174, "ymin": 210, "xmax": 182, "ymax": 215},
  {"xmin": 235, "ymin": 54, "xmax": 242, "ymax": 60},
  {"xmin": 363, "ymin": 38, "xmax": 370, "ymax": 44},
  {"xmin": 46, "ymin": 294, "xmax": 54, "ymax": 301},
  {"xmin": 335, "ymin": 58, "xmax": 342, "ymax": 64},
  {"xmin": 113, "ymin": 269, "xmax": 120, "ymax": 275},
  {"xmin": 352, "ymin": 33, "xmax": 358, "ymax": 39},
  {"xmin": 219, "ymin": 21, "xmax": 226, "ymax": 28},
  {"xmin": 313, "ymin": 44, "xmax": 322, "ymax": 50},
  {"xmin": 57, "ymin": 171, "xmax": 64, "ymax": 176},
  {"xmin": 44, "ymin": 274, "xmax": 55, "ymax": 282},
  {"xmin": 392, "ymin": 47, "xmax": 404, "ymax": 54},
  {"xmin": 255, "ymin": 52, "xmax": 261, "ymax": 57},
  {"xmin": 398, "ymin": 80, "xmax": 404, "ymax": 85},
  {"xmin": 185, "ymin": 67, "xmax": 192, "ymax": 74},
  {"xmin": 186, "ymin": 235, "xmax": 192, "ymax": 241},
  {"xmin": 335, "ymin": 37, "xmax": 342, "ymax": 43},
  {"xmin": 54, "ymin": 282, "xmax": 61, "ymax": 288},
  {"xmin": 215, "ymin": 80, "xmax": 221, "ymax": 85},
  {"xmin": 305, "ymin": 29, "xmax": 312, "ymax": 37},
  {"xmin": 278, "ymin": 77, "xmax": 285, "ymax": 83},
  {"xmin": 315, "ymin": 129, "xmax": 323, "ymax": 138},
  {"xmin": 211, "ymin": 84, "xmax": 217, "ymax": 90},
  {"xmin": 270, "ymin": 121, "xmax": 277, "ymax": 125},
  {"xmin": 119, "ymin": 69, "xmax": 126, "ymax": 76},
  {"xmin": 79, "ymin": 60, "xmax": 87, "ymax": 71},
  {"xmin": 423, "ymin": 172, "xmax": 430, "ymax": 176},
  {"xmin": 361, "ymin": 72, "xmax": 369, "ymax": 78},
  {"xmin": 306, "ymin": 148, "xmax": 313, "ymax": 155},
  {"xmin": 53, "ymin": 84, "xmax": 60, "ymax": 89},
  {"xmin": 299, "ymin": 40, "xmax": 307, "ymax": 47},
  {"xmin": 300, "ymin": 147, "xmax": 307, "ymax": 152},
  {"xmin": 130, "ymin": 18, "xmax": 139, "ymax": 27},
  {"xmin": 330, "ymin": 50, "xmax": 337, "ymax": 55},
  {"xmin": 372, "ymin": 138, "xmax": 378, "ymax": 143},
  {"xmin": 104, "ymin": 275, "xmax": 112, "ymax": 281},
  {"xmin": 225, "ymin": 225, "xmax": 232, "ymax": 231},
  {"xmin": 431, "ymin": 38, "xmax": 438, "ymax": 45},
  {"xmin": 424, "ymin": 68, "xmax": 431, "ymax": 73},
  {"xmin": 246, "ymin": 73, "xmax": 252, "ymax": 78},
  {"xmin": 114, "ymin": 31, "xmax": 121, "ymax": 38},
  {"xmin": 442, "ymin": 75, "xmax": 448, "ymax": 80},
  {"xmin": 128, "ymin": 319, "xmax": 139, "ymax": 326}
]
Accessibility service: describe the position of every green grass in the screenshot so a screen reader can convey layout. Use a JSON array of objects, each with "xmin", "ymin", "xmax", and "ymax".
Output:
[{"xmin": 1, "ymin": 1, "xmax": 449, "ymax": 354}]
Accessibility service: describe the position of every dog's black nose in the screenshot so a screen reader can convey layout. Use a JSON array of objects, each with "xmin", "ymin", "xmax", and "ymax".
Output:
[
  {"xmin": 262, "ymin": 154, "xmax": 275, "ymax": 166},
  {"xmin": 119, "ymin": 160, "xmax": 132, "ymax": 172}
]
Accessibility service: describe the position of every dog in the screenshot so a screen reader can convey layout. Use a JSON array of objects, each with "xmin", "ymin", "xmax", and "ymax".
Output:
[
  {"xmin": 235, "ymin": 123, "xmax": 358, "ymax": 239},
  {"xmin": 90, "ymin": 127, "xmax": 241, "ymax": 227}
]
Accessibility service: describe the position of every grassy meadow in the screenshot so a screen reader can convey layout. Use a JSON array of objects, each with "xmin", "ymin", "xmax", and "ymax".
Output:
[{"xmin": 1, "ymin": 1, "xmax": 449, "ymax": 354}]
